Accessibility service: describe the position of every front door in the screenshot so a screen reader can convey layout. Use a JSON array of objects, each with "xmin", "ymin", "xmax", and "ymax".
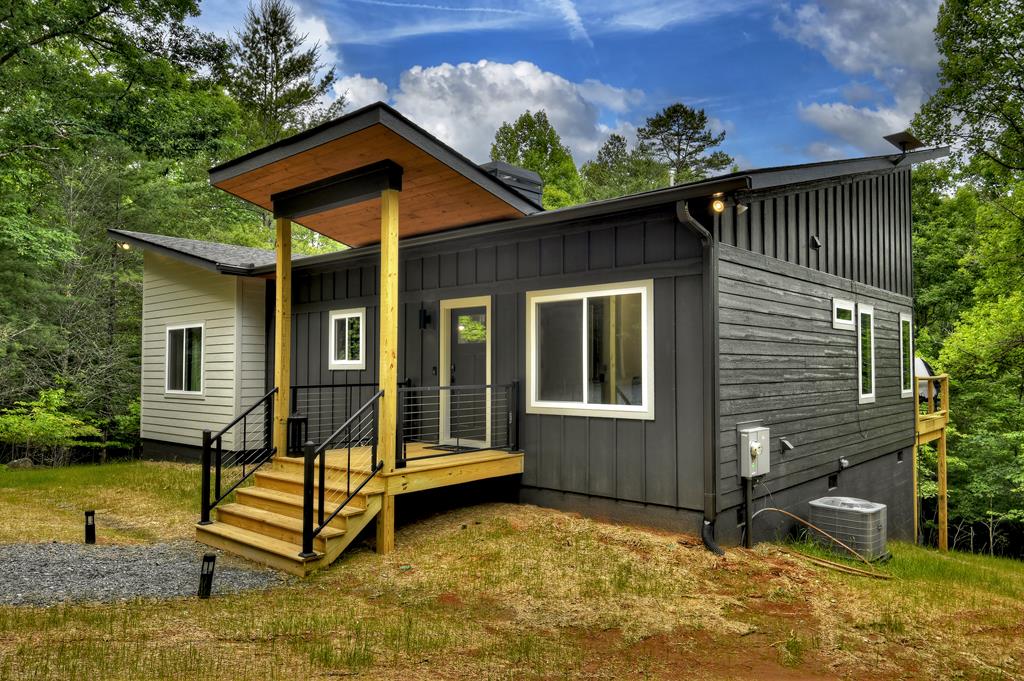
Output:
[{"xmin": 440, "ymin": 297, "xmax": 491, "ymax": 448}]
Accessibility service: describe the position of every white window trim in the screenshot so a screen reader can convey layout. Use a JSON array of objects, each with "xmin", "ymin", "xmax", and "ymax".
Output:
[
  {"xmin": 900, "ymin": 312, "xmax": 914, "ymax": 398},
  {"xmin": 165, "ymin": 323, "xmax": 204, "ymax": 395},
  {"xmin": 526, "ymin": 279, "xmax": 655, "ymax": 420},
  {"xmin": 857, "ymin": 304, "xmax": 875, "ymax": 405},
  {"xmin": 328, "ymin": 308, "xmax": 366, "ymax": 371},
  {"xmin": 833, "ymin": 298, "xmax": 855, "ymax": 331}
]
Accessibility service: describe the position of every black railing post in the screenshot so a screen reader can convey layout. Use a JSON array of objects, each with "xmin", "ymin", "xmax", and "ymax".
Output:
[
  {"xmin": 214, "ymin": 437, "xmax": 223, "ymax": 500},
  {"xmin": 200, "ymin": 430, "xmax": 212, "ymax": 525},
  {"xmin": 300, "ymin": 441, "xmax": 316, "ymax": 558},
  {"xmin": 510, "ymin": 381, "xmax": 519, "ymax": 451},
  {"xmin": 266, "ymin": 392, "xmax": 275, "ymax": 454},
  {"xmin": 371, "ymin": 398, "xmax": 379, "ymax": 470},
  {"xmin": 395, "ymin": 388, "xmax": 406, "ymax": 469}
]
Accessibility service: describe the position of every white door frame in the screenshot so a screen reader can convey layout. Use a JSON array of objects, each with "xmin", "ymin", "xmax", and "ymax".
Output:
[{"xmin": 439, "ymin": 295, "xmax": 492, "ymax": 448}]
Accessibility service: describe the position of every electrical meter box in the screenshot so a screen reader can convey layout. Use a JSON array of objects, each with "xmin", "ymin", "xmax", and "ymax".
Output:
[{"xmin": 739, "ymin": 426, "xmax": 770, "ymax": 478}]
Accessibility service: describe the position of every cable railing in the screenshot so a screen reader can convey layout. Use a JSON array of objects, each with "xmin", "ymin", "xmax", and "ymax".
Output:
[
  {"xmin": 290, "ymin": 381, "xmax": 409, "ymax": 446},
  {"xmin": 396, "ymin": 383, "xmax": 518, "ymax": 467},
  {"xmin": 199, "ymin": 387, "xmax": 277, "ymax": 524},
  {"xmin": 299, "ymin": 390, "xmax": 383, "ymax": 557}
]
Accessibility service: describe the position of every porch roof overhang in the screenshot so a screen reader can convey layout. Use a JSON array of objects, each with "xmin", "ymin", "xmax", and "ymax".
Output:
[{"xmin": 208, "ymin": 102, "xmax": 543, "ymax": 247}]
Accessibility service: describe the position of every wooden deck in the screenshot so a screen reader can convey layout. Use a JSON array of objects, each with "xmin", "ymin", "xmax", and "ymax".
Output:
[
  {"xmin": 913, "ymin": 374, "xmax": 950, "ymax": 551},
  {"xmin": 196, "ymin": 444, "xmax": 523, "ymax": 576}
]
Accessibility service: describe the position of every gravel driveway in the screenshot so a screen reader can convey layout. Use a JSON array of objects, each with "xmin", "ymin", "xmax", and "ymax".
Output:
[{"xmin": 0, "ymin": 540, "xmax": 290, "ymax": 606}]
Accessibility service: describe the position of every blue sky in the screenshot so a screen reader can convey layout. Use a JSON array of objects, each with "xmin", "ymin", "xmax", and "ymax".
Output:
[{"xmin": 192, "ymin": 0, "xmax": 942, "ymax": 169}]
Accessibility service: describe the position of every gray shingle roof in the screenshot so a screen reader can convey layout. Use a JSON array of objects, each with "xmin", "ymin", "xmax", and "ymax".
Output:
[{"xmin": 107, "ymin": 229, "xmax": 308, "ymax": 273}]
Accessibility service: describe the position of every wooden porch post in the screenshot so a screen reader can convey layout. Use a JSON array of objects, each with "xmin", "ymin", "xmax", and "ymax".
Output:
[
  {"xmin": 273, "ymin": 217, "xmax": 292, "ymax": 457},
  {"xmin": 376, "ymin": 188, "xmax": 399, "ymax": 554}
]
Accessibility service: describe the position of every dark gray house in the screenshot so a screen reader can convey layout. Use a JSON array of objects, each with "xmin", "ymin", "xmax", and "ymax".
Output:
[{"xmin": 111, "ymin": 102, "xmax": 945, "ymax": 573}]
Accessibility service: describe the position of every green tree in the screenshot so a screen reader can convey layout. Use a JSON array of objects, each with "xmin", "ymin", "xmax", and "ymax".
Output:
[
  {"xmin": 490, "ymin": 110, "xmax": 582, "ymax": 209},
  {"xmin": 636, "ymin": 103, "xmax": 733, "ymax": 183},
  {"xmin": 914, "ymin": 0, "xmax": 1024, "ymax": 172},
  {"xmin": 223, "ymin": 0, "xmax": 344, "ymax": 148},
  {"xmin": 580, "ymin": 134, "xmax": 668, "ymax": 202}
]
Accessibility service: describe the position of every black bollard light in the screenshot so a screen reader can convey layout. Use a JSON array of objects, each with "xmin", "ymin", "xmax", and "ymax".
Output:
[
  {"xmin": 198, "ymin": 553, "xmax": 216, "ymax": 599},
  {"xmin": 84, "ymin": 510, "xmax": 96, "ymax": 544}
]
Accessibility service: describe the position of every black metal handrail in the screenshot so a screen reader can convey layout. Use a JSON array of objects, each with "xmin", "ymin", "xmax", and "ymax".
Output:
[
  {"xmin": 299, "ymin": 390, "xmax": 384, "ymax": 557},
  {"xmin": 396, "ymin": 382, "xmax": 518, "ymax": 468},
  {"xmin": 200, "ymin": 387, "xmax": 277, "ymax": 524}
]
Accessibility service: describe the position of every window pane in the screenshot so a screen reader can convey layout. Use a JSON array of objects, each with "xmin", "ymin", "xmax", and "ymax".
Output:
[
  {"xmin": 185, "ymin": 327, "xmax": 202, "ymax": 392},
  {"xmin": 860, "ymin": 312, "xmax": 873, "ymax": 394},
  {"xmin": 901, "ymin": 319, "xmax": 912, "ymax": 390},
  {"xmin": 537, "ymin": 300, "xmax": 583, "ymax": 402},
  {"xmin": 587, "ymin": 293, "xmax": 643, "ymax": 405},
  {"xmin": 347, "ymin": 316, "xmax": 361, "ymax": 361},
  {"xmin": 836, "ymin": 307, "xmax": 853, "ymax": 322},
  {"xmin": 167, "ymin": 328, "xmax": 184, "ymax": 391},
  {"xmin": 334, "ymin": 318, "xmax": 347, "ymax": 362},
  {"xmin": 457, "ymin": 313, "xmax": 486, "ymax": 344}
]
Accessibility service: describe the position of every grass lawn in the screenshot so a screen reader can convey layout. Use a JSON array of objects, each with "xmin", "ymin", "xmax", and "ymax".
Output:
[{"xmin": 1, "ymin": 461, "xmax": 1022, "ymax": 680}]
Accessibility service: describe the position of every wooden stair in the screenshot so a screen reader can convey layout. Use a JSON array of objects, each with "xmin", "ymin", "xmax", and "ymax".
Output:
[{"xmin": 196, "ymin": 456, "xmax": 382, "ymax": 576}]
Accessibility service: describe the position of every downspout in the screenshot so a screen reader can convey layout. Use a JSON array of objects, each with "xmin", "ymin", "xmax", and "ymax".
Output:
[{"xmin": 676, "ymin": 200, "xmax": 724, "ymax": 556}]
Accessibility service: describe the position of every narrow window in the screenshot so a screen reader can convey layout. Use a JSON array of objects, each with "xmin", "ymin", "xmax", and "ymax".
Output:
[
  {"xmin": 527, "ymin": 280, "xmax": 653, "ymax": 419},
  {"xmin": 857, "ymin": 304, "xmax": 875, "ymax": 404},
  {"xmin": 328, "ymin": 308, "xmax": 365, "ymax": 371},
  {"xmin": 828, "ymin": 473, "xmax": 839, "ymax": 490},
  {"xmin": 166, "ymin": 324, "xmax": 203, "ymax": 394},
  {"xmin": 899, "ymin": 312, "xmax": 914, "ymax": 398},
  {"xmin": 832, "ymin": 298, "xmax": 855, "ymax": 330}
]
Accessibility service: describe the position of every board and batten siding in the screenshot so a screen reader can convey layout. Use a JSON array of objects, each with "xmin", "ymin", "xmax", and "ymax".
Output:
[
  {"xmin": 141, "ymin": 253, "xmax": 266, "ymax": 449},
  {"xmin": 716, "ymin": 244, "xmax": 916, "ymax": 510},
  {"xmin": 287, "ymin": 204, "xmax": 708, "ymax": 511},
  {"xmin": 714, "ymin": 168, "xmax": 912, "ymax": 297}
]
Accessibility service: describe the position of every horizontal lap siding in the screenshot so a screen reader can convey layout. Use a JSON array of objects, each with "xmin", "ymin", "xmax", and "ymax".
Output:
[
  {"xmin": 716, "ymin": 244, "xmax": 915, "ymax": 509},
  {"xmin": 290, "ymin": 205, "xmax": 707, "ymax": 511},
  {"xmin": 715, "ymin": 168, "xmax": 912, "ymax": 297},
  {"xmin": 141, "ymin": 254, "xmax": 239, "ymax": 448}
]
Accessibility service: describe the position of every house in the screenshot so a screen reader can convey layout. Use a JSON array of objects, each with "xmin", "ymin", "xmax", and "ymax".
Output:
[{"xmin": 111, "ymin": 102, "xmax": 947, "ymax": 574}]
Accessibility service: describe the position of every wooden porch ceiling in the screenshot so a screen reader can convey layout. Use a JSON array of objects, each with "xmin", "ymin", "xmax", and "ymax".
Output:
[{"xmin": 208, "ymin": 103, "xmax": 540, "ymax": 247}]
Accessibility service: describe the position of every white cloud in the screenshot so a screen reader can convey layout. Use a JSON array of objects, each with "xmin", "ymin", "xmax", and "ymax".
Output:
[
  {"xmin": 337, "ymin": 60, "xmax": 643, "ymax": 162},
  {"xmin": 551, "ymin": 0, "xmax": 591, "ymax": 44},
  {"xmin": 334, "ymin": 75, "xmax": 390, "ymax": 110},
  {"xmin": 805, "ymin": 141, "xmax": 847, "ymax": 161},
  {"xmin": 775, "ymin": 0, "xmax": 941, "ymax": 156}
]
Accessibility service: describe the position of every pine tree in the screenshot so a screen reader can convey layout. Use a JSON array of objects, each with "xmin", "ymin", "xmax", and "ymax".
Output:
[
  {"xmin": 224, "ymin": 0, "xmax": 344, "ymax": 147},
  {"xmin": 636, "ymin": 103, "xmax": 733, "ymax": 183},
  {"xmin": 580, "ymin": 134, "xmax": 668, "ymax": 201}
]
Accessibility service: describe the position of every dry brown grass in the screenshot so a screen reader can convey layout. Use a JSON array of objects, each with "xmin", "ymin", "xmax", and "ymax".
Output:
[{"xmin": 1, "ymin": 463, "xmax": 1022, "ymax": 680}]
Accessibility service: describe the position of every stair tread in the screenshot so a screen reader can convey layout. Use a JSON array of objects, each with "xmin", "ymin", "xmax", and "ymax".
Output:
[
  {"xmin": 256, "ymin": 468, "xmax": 383, "ymax": 494},
  {"xmin": 197, "ymin": 522, "xmax": 320, "ymax": 562},
  {"xmin": 217, "ymin": 503, "xmax": 346, "ymax": 539},
  {"xmin": 238, "ymin": 486, "xmax": 367, "ymax": 516}
]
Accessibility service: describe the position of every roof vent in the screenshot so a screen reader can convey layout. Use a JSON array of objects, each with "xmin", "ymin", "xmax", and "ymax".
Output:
[{"xmin": 480, "ymin": 161, "xmax": 544, "ymax": 207}]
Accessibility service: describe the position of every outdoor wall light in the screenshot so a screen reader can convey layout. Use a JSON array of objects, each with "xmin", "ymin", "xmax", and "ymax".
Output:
[
  {"xmin": 117, "ymin": 242, "xmax": 131, "ymax": 250},
  {"xmin": 198, "ymin": 553, "xmax": 217, "ymax": 599},
  {"xmin": 811, "ymin": 235, "xmax": 822, "ymax": 249},
  {"xmin": 711, "ymin": 197, "xmax": 726, "ymax": 213},
  {"xmin": 780, "ymin": 438, "xmax": 795, "ymax": 453},
  {"xmin": 84, "ymin": 510, "xmax": 96, "ymax": 544}
]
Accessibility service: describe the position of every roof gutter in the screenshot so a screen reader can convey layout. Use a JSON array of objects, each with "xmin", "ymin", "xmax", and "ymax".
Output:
[{"xmin": 676, "ymin": 200, "xmax": 724, "ymax": 556}]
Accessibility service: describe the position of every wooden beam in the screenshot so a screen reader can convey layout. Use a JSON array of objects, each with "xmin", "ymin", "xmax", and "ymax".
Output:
[
  {"xmin": 937, "ymin": 428, "xmax": 948, "ymax": 552},
  {"xmin": 273, "ymin": 218, "xmax": 292, "ymax": 457},
  {"xmin": 376, "ymin": 188, "xmax": 399, "ymax": 555},
  {"xmin": 271, "ymin": 160, "xmax": 403, "ymax": 221}
]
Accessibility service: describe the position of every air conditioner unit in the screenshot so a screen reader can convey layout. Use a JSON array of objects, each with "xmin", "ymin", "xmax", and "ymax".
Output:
[{"xmin": 808, "ymin": 496, "xmax": 888, "ymax": 561}]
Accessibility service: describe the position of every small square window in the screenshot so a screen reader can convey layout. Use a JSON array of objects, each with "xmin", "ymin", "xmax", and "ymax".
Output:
[
  {"xmin": 328, "ymin": 308, "xmax": 365, "ymax": 371},
  {"xmin": 832, "ymin": 299, "xmax": 855, "ymax": 330},
  {"xmin": 166, "ymin": 324, "xmax": 203, "ymax": 394}
]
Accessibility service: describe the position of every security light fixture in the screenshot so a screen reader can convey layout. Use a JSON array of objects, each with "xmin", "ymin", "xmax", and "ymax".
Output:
[
  {"xmin": 198, "ymin": 553, "xmax": 216, "ymax": 599},
  {"xmin": 85, "ymin": 510, "xmax": 96, "ymax": 544},
  {"xmin": 711, "ymin": 197, "xmax": 726, "ymax": 214}
]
